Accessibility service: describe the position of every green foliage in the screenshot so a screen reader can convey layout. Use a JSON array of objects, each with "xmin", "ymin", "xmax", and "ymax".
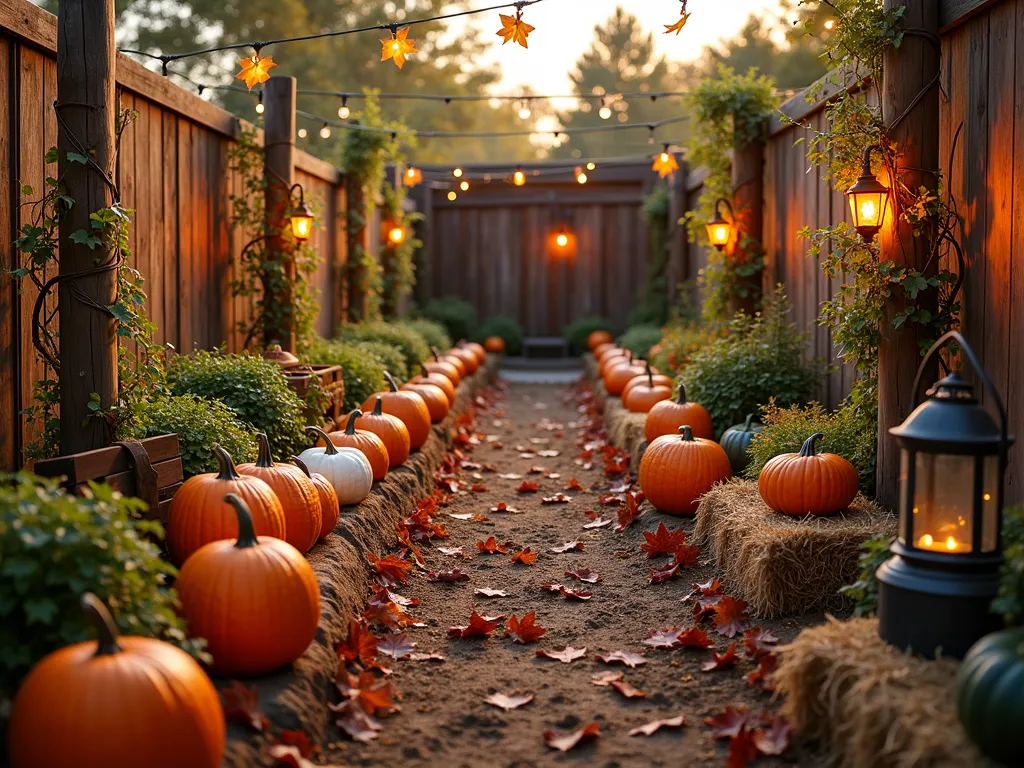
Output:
[
  {"xmin": 838, "ymin": 532, "xmax": 895, "ymax": 617},
  {"xmin": 682, "ymin": 287, "xmax": 819, "ymax": 435},
  {"xmin": 564, "ymin": 316, "xmax": 615, "ymax": 356},
  {"xmin": 630, "ymin": 183, "xmax": 671, "ymax": 327},
  {"xmin": 745, "ymin": 380, "xmax": 878, "ymax": 495},
  {"xmin": 306, "ymin": 336, "xmax": 387, "ymax": 412},
  {"xmin": 993, "ymin": 506, "xmax": 1024, "ymax": 627},
  {"xmin": 139, "ymin": 394, "xmax": 257, "ymax": 479},
  {"xmin": 423, "ymin": 297, "xmax": 477, "ymax": 343},
  {"xmin": 355, "ymin": 340, "xmax": 409, "ymax": 383},
  {"xmin": 619, "ymin": 325, "xmax": 664, "ymax": 359},
  {"xmin": 476, "ymin": 315, "xmax": 524, "ymax": 357},
  {"xmin": 380, "ymin": 181, "xmax": 423, "ymax": 318},
  {"xmin": 339, "ymin": 319, "xmax": 430, "ymax": 375},
  {"xmin": 0, "ymin": 474, "xmax": 206, "ymax": 695},
  {"xmin": 167, "ymin": 350, "xmax": 309, "ymax": 460},
  {"xmin": 400, "ymin": 318, "xmax": 452, "ymax": 352},
  {"xmin": 650, "ymin": 320, "xmax": 727, "ymax": 376}
]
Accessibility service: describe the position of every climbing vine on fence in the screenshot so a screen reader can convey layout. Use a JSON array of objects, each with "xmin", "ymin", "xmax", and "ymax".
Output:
[{"xmin": 682, "ymin": 66, "xmax": 777, "ymax": 322}]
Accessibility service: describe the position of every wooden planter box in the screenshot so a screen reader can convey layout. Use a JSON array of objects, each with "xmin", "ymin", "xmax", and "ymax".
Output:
[{"xmin": 283, "ymin": 364, "xmax": 345, "ymax": 429}]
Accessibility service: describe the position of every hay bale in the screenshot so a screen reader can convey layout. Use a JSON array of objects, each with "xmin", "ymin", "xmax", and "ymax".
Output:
[
  {"xmin": 604, "ymin": 396, "xmax": 647, "ymax": 470},
  {"xmin": 692, "ymin": 479, "xmax": 895, "ymax": 617},
  {"xmin": 775, "ymin": 617, "xmax": 994, "ymax": 768}
]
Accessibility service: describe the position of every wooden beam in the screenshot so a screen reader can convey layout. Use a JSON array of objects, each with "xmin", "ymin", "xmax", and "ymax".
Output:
[
  {"xmin": 57, "ymin": 0, "xmax": 118, "ymax": 454},
  {"xmin": 730, "ymin": 135, "xmax": 765, "ymax": 315},
  {"xmin": 939, "ymin": 0, "xmax": 1005, "ymax": 31},
  {"xmin": 262, "ymin": 75, "xmax": 297, "ymax": 351}
]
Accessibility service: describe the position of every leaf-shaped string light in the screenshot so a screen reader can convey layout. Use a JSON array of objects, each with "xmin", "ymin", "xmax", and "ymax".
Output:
[
  {"xmin": 664, "ymin": 1, "xmax": 690, "ymax": 36},
  {"xmin": 496, "ymin": 7, "xmax": 536, "ymax": 48},
  {"xmin": 236, "ymin": 50, "xmax": 277, "ymax": 90},
  {"xmin": 380, "ymin": 26, "xmax": 418, "ymax": 69},
  {"xmin": 652, "ymin": 146, "xmax": 679, "ymax": 178}
]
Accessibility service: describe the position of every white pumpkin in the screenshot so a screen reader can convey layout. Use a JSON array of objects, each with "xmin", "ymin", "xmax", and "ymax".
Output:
[{"xmin": 299, "ymin": 426, "xmax": 373, "ymax": 506}]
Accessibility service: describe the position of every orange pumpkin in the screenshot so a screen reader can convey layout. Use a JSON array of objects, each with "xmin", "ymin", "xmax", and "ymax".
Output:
[
  {"xmin": 437, "ymin": 352, "xmax": 467, "ymax": 379},
  {"xmin": 363, "ymin": 371, "xmax": 432, "ymax": 451},
  {"xmin": 623, "ymin": 369, "xmax": 673, "ymax": 413},
  {"xmin": 588, "ymin": 330, "xmax": 614, "ymax": 350},
  {"xmin": 323, "ymin": 409, "xmax": 390, "ymax": 481},
  {"xmin": 639, "ymin": 425, "xmax": 733, "ymax": 516},
  {"xmin": 593, "ymin": 342, "xmax": 616, "ymax": 360},
  {"xmin": 291, "ymin": 456, "xmax": 339, "ymax": 540},
  {"xmin": 424, "ymin": 353, "xmax": 462, "ymax": 386},
  {"xmin": 621, "ymin": 364, "xmax": 673, "ymax": 404},
  {"xmin": 238, "ymin": 433, "xmax": 322, "ymax": 554},
  {"xmin": 447, "ymin": 346, "xmax": 479, "ymax": 374},
  {"xmin": 604, "ymin": 358, "xmax": 647, "ymax": 396},
  {"xmin": 464, "ymin": 341, "xmax": 488, "ymax": 365},
  {"xmin": 596, "ymin": 344, "xmax": 623, "ymax": 361},
  {"xmin": 484, "ymin": 335, "xmax": 505, "ymax": 353},
  {"xmin": 598, "ymin": 350, "xmax": 629, "ymax": 377},
  {"xmin": 645, "ymin": 382, "xmax": 714, "ymax": 441},
  {"xmin": 175, "ymin": 494, "xmax": 320, "ymax": 676},
  {"xmin": 166, "ymin": 444, "xmax": 286, "ymax": 565},
  {"xmin": 401, "ymin": 378, "xmax": 450, "ymax": 423},
  {"xmin": 411, "ymin": 364, "xmax": 456, "ymax": 406},
  {"xmin": 8, "ymin": 593, "xmax": 225, "ymax": 768},
  {"xmin": 356, "ymin": 396, "xmax": 411, "ymax": 468},
  {"xmin": 757, "ymin": 432, "xmax": 859, "ymax": 516}
]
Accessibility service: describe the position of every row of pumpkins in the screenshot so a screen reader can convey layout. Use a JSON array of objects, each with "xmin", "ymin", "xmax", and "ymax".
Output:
[
  {"xmin": 587, "ymin": 331, "xmax": 860, "ymax": 518},
  {"xmin": 6, "ymin": 342, "xmax": 491, "ymax": 768}
]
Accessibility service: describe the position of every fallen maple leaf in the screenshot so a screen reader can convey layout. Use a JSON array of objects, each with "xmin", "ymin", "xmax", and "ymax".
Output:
[
  {"xmin": 335, "ymin": 670, "xmax": 394, "ymax": 715},
  {"xmin": 641, "ymin": 522, "xmax": 687, "ymax": 558},
  {"xmin": 221, "ymin": 681, "xmax": 269, "ymax": 731},
  {"xmin": 616, "ymin": 491, "xmax": 644, "ymax": 531},
  {"xmin": 753, "ymin": 715, "xmax": 791, "ymax": 755},
  {"xmin": 477, "ymin": 536, "xmax": 510, "ymax": 554},
  {"xmin": 276, "ymin": 730, "xmax": 315, "ymax": 758},
  {"xmin": 559, "ymin": 585, "xmax": 593, "ymax": 601},
  {"xmin": 551, "ymin": 541, "xmax": 584, "ymax": 553},
  {"xmin": 747, "ymin": 653, "xmax": 778, "ymax": 689},
  {"xmin": 496, "ymin": 473, "xmax": 522, "ymax": 480},
  {"xmin": 511, "ymin": 548, "xmax": 538, "ymax": 565},
  {"xmin": 335, "ymin": 618, "xmax": 378, "ymax": 665},
  {"xmin": 729, "ymin": 727, "xmax": 760, "ymax": 768},
  {"xmin": 407, "ymin": 652, "xmax": 446, "ymax": 662},
  {"xmin": 367, "ymin": 552, "xmax": 413, "ymax": 586},
  {"xmin": 713, "ymin": 596, "xmax": 750, "ymax": 638},
  {"xmin": 536, "ymin": 646, "xmax": 588, "ymax": 664},
  {"xmin": 517, "ymin": 481, "xmax": 539, "ymax": 493},
  {"xmin": 673, "ymin": 544, "xmax": 701, "ymax": 568},
  {"xmin": 539, "ymin": 582, "xmax": 565, "ymax": 592},
  {"xmin": 236, "ymin": 54, "xmax": 277, "ymax": 90},
  {"xmin": 564, "ymin": 568, "xmax": 600, "ymax": 583},
  {"xmin": 537, "ymin": 449, "xmax": 560, "ymax": 458},
  {"xmin": 269, "ymin": 744, "xmax": 340, "ymax": 768},
  {"xmin": 506, "ymin": 611, "xmax": 547, "ymax": 643},
  {"xmin": 566, "ymin": 478, "xmax": 585, "ymax": 491},
  {"xmin": 380, "ymin": 26, "xmax": 417, "ymax": 69},
  {"xmin": 527, "ymin": 465, "xmax": 546, "ymax": 474},
  {"xmin": 702, "ymin": 642, "xmax": 739, "ymax": 672},
  {"xmin": 743, "ymin": 626, "xmax": 779, "ymax": 659},
  {"xmin": 693, "ymin": 594, "xmax": 723, "ymax": 621},
  {"xmin": 437, "ymin": 546, "xmax": 467, "ymax": 557},
  {"xmin": 484, "ymin": 691, "xmax": 534, "ymax": 711},
  {"xmin": 542, "ymin": 493, "xmax": 572, "ymax": 504},
  {"xmin": 425, "ymin": 568, "xmax": 471, "ymax": 583},
  {"xmin": 582, "ymin": 517, "xmax": 612, "ymax": 529},
  {"xmin": 490, "ymin": 502, "xmax": 520, "ymax": 513},
  {"xmin": 705, "ymin": 706, "xmax": 750, "ymax": 739},
  {"xmin": 591, "ymin": 670, "xmax": 624, "ymax": 686},
  {"xmin": 474, "ymin": 587, "xmax": 508, "ymax": 598},
  {"xmin": 596, "ymin": 650, "xmax": 647, "ymax": 668},
  {"xmin": 376, "ymin": 633, "xmax": 416, "ymax": 660},
  {"xmin": 693, "ymin": 577, "xmax": 723, "ymax": 596},
  {"xmin": 544, "ymin": 722, "xmax": 600, "ymax": 752},
  {"xmin": 448, "ymin": 610, "xmax": 503, "ymax": 638},
  {"xmin": 643, "ymin": 627, "xmax": 686, "ymax": 649},
  {"xmin": 334, "ymin": 701, "xmax": 383, "ymax": 744},
  {"xmin": 470, "ymin": 483, "xmax": 489, "ymax": 493},
  {"xmin": 676, "ymin": 627, "xmax": 715, "ymax": 648},
  {"xmin": 609, "ymin": 678, "xmax": 647, "ymax": 699},
  {"xmin": 649, "ymin": 560, "xmax": 681, "ymax": 584},
  {"xmin": 629, "ymin": 714, "xmax": 686, "ymax": 737}
]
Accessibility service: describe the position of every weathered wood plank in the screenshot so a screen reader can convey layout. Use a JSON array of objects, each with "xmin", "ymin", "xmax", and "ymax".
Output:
[
  {"xmin": 0, "ymin": 36, "xmax": 17, "ymax": 468},
  {"xmin": 940, "ymin": 0, "xmax": 1006, "ymax": 31}
]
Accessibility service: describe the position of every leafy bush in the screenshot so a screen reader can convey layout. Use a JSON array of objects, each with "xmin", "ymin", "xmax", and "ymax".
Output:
[
  {"xmin": 476, "ymin": 315, "xmax": 524, "ymax": 356},
  {"xmin": 422, "ymin": 297, "xmax": 477, "ymax": 342},
  {"xmin": 650, "ymin": 320, "xmax": 727, "ymax": 376},
  {"xmin": 619, "ymin": 325, "xmax": 664, "ymax": 359},
  {"xmin": 356, "ymin": 340, "xmax": 409, "ymax": 383},
  {"xmin": 0, "ymin": 474, "xmax": 206, "ymax": 696},
  {"xmin": 400, "ymin": 318, "xmax": 451, "ymax": 352},
  {"xmin": 745, "ymin": 381, "xmax": 878, "ymax": 495},
  {"xmin": 682, "ymin": 288, "xmax": 819, "ymax": 436},
  {"xmin": 564, "ymin": 316, "xmax": 615, "ymax": 355},
  {"xmin": 140, "ymin": 394, "xmax": 257, "ymax": 478},
  {"xmin": 994, "ymin": 505, "xmax": 1024, "ymax": 627},
  {"xmin": 168, "ymin": 350, "xmax": 309, "ymax": 460},
  {"xmin": 307, "ymin": 336, "xmax": 387, "ymax": 412},
  {"xmin": 338, "ymin": 320, "xmax": 430, "ymax": 374},
  {"xmin": 838, "ymin": 532, "xmax": 895, "ymax": 617}
]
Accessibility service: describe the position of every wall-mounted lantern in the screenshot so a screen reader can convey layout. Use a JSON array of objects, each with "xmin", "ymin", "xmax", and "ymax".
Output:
[
  {"xmin": 705, "ymin": 198, "xmax": 734, "ymax": 251},
  {"xmin": 288, "ymin": 184, "xmax": 314, "ymax": 242},
  {"xmin": 845, "ymin": 145, "xmax": 890, "ymax": 240}
]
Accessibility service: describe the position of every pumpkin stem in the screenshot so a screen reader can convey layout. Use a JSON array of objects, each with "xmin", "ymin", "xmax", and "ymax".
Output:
[
  {"xmin": 212, "ymin": 443, "xmax": 242, "ymax": 481},
  {"xmin": 678, "ymin": 425, "xmax": 695, "ymax": 442},
  {"xmin": 384, "ymin": 371, "xmax": 399, "ymax": 392},
  {"xmin": 799, "ymin": 432, "xmax": 825, "ymax": 457},
  {"xmin": 675, "ymin": 382, "xmax": 688, "ymax": 404},
  {"xmin": 344, "ymin": 409, "xmax": 362, "ymax": 435},
  {"xmin": 305, "ymin": 425, "xmax": 339, "ymax": 455},
  {"xmin": 81, "ymin": 592, "xmax": 122, "ymax": 657},
  {"xmin": 225, "ymin": 493, "xmax": 260, "ymax": 549},
  {"xmin": 254, "ymin": 432, "xmax": 275, "ymax": 467},
  {"xmin": 646, "ymin": 367, "xmax": 654, "ymax": 388},
  {"xmin": 372, "ymin": 395, "xmax": 385, "ymax": 416},
  {"xmin": 743, "ymin": 413, "xmax": 755, "ymax": 431},
  {"xmin": 291, "ymin": 456, "xmax": 312, "ymax": 477},
  {"xmin": 431, "ymin": 346, "xmax": 441, "ymax": 362},
  {"xmin": 420, "ymin": 364, "xmax": 430, "ymax": 378}
]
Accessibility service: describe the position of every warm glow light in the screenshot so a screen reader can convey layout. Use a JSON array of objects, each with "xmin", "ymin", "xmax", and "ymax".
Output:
[
  {"xmin": 586, "ymin": 162, "xmax": 596, "ymax": 171},
  {"xmin": 945, "ymin": 536, "xmax": 959, "ymax": 551},
  {"xmin": 392, "ymin": 41, "xmax": 400, "ymax": 51},
  {"xmin": 846, "ymin": 146, "xmax": 890, "ymax": 239},
  {"xmin": 824, "ymin": 18, "xmax": 836, "ymax": 30},
  {"xmin": 255, "ymin": 101, "xmax": 265, "ymax": 114},
  {"xmin": 984, "ymin": 493, "xmax": 992, "ymax": 501},
  {"xmin": 403, "ymin": 167, "xmax": 422, "ymax": 187},
  {"xmin": 298, "ymin": 128, "xmax": 307, "ymax": 139},
  {"xmin": 447, "ymin": 191, "xmax": 457, "ymax": 201},
  {"xmin": 460, "ymin": 180, "xmax": 470, "ymax": 191},
  {"xmin": 453, "ymin": 168, "xmax": 463, "ymax": 178},
  {"xmin": 387, "ymin": 226, "xmax": 406, "ymax": 245},
  {"xmin": 290, "ymin": 203, "xmax": 314, "ymax": 242},
  {"xmin": 338, "ymin": 105, "xmax": 351, "ymax": 119},
  {"xmin": 599, "ymin": 106, "xmax": 612, "ymax": 120},
  {"xmin": 660, "ymin": 152, "xmax": 669, "ymax": 163},
  {"xmin": 518, "ymin": 105, "xmax": 531, "ymax": 120},
  {"xmin": 713, "ymin": 225, "xmax": 728, "ymax": 242},
  {"xmin": 319, "ymin": 124, "xmax": 331, "ymax": 139},
  {"xmin": 577, "ymin": 172, "xmax": 588, "ymax": 185},
  {"xmin": 556, "ymin": 233, "xmax": 569, "ymax": 248},
  {"xmin": 921, "ymin": 534, "xmax": 934, "ymax": 547},
  {"xmin": 513, "ymin": 170, "xmax": 526, "ymax": 186},
  {"xmin": 859, "ymin": 199, "xmax": 877, "ymax": 222}
]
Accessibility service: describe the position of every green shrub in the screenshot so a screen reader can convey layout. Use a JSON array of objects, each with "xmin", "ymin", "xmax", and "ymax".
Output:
[
  {"xmin": 140, "ymin": 394, "xmax": 257, "ymax": 478},
  {"xmin": 423, "ymin": 297, "xmax": 477, "ymax": 342},
  {"xmin": 649, "ymin": 320, "xmax": 727, "ymax": 376},
  {"xmin": 306, "ymin": 336, "xmax": 387, "ymax": 412},
  {"xmin": 0, "ymin": 474, "xmax": 206, "ymax": 696},
  {"xmin": 476, "ymin": 315, "xmax": 524, "ymax": 356},
  {"xmin": 564, "ymin": 316, "xmax": 615, "ymax": 355},
  {"xmin": 682, "ymin": 287, "xmax": 819, "ymax": 436},
  {"xmin": 744, "ymin": 381, "xmax": 878, "ymax": 495},
  {"xmin": 837, "ymin": 532, "xmax": 895, "ymax": 617},
  {"xmin": 993, "ymin": 505, "xmax": 1024, "ymax": 627},
  {"xmin": 338, "ymin": 320, "xmax": 430, "ymax": 373},
  {"xmin": 619, "ymin": 325, "xmax": 664, "ymax": 359},
  {"xmin": 355, "ymin": 340, "xmax": 409, "ymax": 382},
  {"xmin": 400, "ymin": 318, "xmax": 452, "ymax": 352},
  {"xmin": 167, "ymin": 350, "xmax": 309, "ymax": 461}
]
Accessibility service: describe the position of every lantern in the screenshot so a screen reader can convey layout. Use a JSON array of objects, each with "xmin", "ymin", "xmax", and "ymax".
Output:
[
  {"xmin": 548, "ymin": 223, "xmax": 576, "ymax": 258},
  {"xmin": 877, "ymin": 331, "xmax": 1014, "ymax": 659},
  {"xmin": 651, "ymin": 146, "xmax": 679, "ymax": 179},
  {"xmin": 705, "ymin": 198, "xmax": 733, "ymax": 251},
  {"xmin": 513, "ymin": 168, "xmax": 526, "ymax": 187},
  {"xmin": 845, "ymin": 145, "xmax": 890, "ymax": 240},
  {"xmin": 289, "ymin": 185, "xmax": 314, "ymax": 242},
  {"xmin": 386, "ymin": 223, "xmax": 406, "ymax": 245},
  {"xmin": 403, "ymin": 166, "xmax": 422, "ymax": 187}
]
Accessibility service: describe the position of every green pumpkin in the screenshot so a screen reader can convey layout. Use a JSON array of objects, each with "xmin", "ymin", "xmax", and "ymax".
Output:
[
  {"xmin": 720, "ymin": 414, "xmax": 762, "ymax": 474},
  {"xmin": 956, "ymin": 627, "xmax": 1024, "ymax": 765}
]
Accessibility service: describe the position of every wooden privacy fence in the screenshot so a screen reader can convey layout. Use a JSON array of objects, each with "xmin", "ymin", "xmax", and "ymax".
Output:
[{"xmin": 0, "ymin": 0, "xmax": 349, "ymax": 469}]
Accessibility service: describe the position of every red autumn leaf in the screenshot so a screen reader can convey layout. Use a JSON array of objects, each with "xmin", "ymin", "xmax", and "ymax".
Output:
[
  {"xmin": 600, "ymin": 493, "xmax": 626, "ymax": 506},
  {"xmin": 583, "ymin": 509, "xmax": 599, "ymax": 519},
  {"xmin": 713, "ymin": 596, "xmax": 751, "ymax": 638},
  {"xmin": 596, "ymin": 650, "xmax": 647, "ymax": 668},
  {"xmin": 566, "ymin": 478, "xmax": 585, "ymax": 491},
  {"xmin": 702, "ymin": 642, "xmax": 739, "ymax": 672},
  {"xmin": 276, "ymin": 730, "xmax": 315, "ymax": 758},
  {"xmin": 335, "ymin": 670, "xmax": 394, "ymax": 715},
  {"xmin": 506, "ymin": 611, "xmax": 547, "ymax": 643},
  {"xmin": 335, "ymin": 618, "xmax": 378, "ymax": 665},
  {"xmin": 448, "ymin": 610, "xmax": 503, "ymax": 638},
  {"xmin": 484, "ymin": 692, "xmax": 534, "ymax": 711},
  {"xmin": 334, "ymin": 701, "xmax": 383, "ymax": 744},
  {"xmin": 536, "ymin": 646, "xmax": 588, "ymax": 664},
  {"xmin": 676, "ymin": 627, "xmax": 715, "ymax": 648},
  {"xmin": 437, "ymin": 546, "xmax": 467, "ymax": 557},
  {"xmin": 476, "ymin": 536, "xmax": 510, "ymax": 554},
  {"xmin": 367, "ymin": 552, "xmax": 413, "ymax": 586},
  {"xmin": 540, "ymin": 582, "xmax": 565, "ymax": 592},
  {"xmin": 526, "ymin": 465, "xmax": 546, "ymax": 474},
  {"xmin": 565, "ymin": 568, "xmax": 600, "ymax": 583},
  {"xmin": 629, "ymin": 714, "xmax": 686, "ymax": 737},
  {"xmin": 591, "ymin": 670, "xmax": 624, "ymax": 686},
  {"xmin": 544, "ymin": 722, "xmax": 601, "ymax": 752},
  {"xmin": 490, "ymin": 502, "xmax": 520, "ymax": 514},
  {"xmin": 753, "ymin": 715, "xmax": 791, "ymax": 755},
  {"xmin": 221, "ymin": 681, "xmax": 269, "ymax": 732},
  {"xmin": 747, "ymin": 653, "xmax": 778, "ymax": 689},
  {"xmin": 640, "ymin": 522, "xmax": 687, "ymax": 558},
  {"xmin": 583, "ymin": 517, "xmax": 612, "ymax": 529},
  {"xmin": 511, "ymin": 548, "xmax": 538, "ymax": 565},
  {"xmin": 559, "ymin": 585, "xmax": 593, "ymax": 601},
  {"xmin": 729, "ymin": 727, "xmax": 760, "ymax": 768},
  {"xmin": 362, "ymin": 597, "xmax": 425, "ymax": 630},
  {"xmin": 693, "ymin": 577, "xmax": 723, "ymax": 596},
  {"xmin": 608, "ymin": 478, "xmax": 632, "ymax": 493},
  {"xmin": 376, "ymin": 633, "xmax": 416, "ymax": 660},
  {"xmin": 474, "ymin": 587, "xmax": 508, "ymax": 598},
  {"xmin": 616, "ymin": 491, "xmax": 644, "ymax": 531},
  {"xmin": 649, "ymin": 560, "xmax": 680, "ymax": 584},
  {"xmin": 470, "ymin": 483, "xmax": 489, "ymax": 493},
  {"xmin": 517, "ymin": 481, "xmax": 540, "ymax": 493},
  {"xmin": 425, "ymin": 568, "xmax": 471, "ymax": 583},
  {"xmin": 743, "ymin": 626, "xmax": 779, "ymax": 660},
  {"xmin": 672, "ymin": 544, "xmax": 701, "ymax": 568},
  {"xmin": 643, "ymin": 627, "xmax": 685, "ymax": 649},
  {"xmin": 541, "ymin": 493, "xmax": 572, "ymax": 504},
  {"xmin": 604, "ymin": 455, "xmax": 629, "ymax": 477},
  {"xmin": 693, "ymin": 594, "xmax": 723, "ymax": 621},
  {"xmin": 705, "ymin": 706, "xmax": 750, "ymax": 739},
  {"xmin": 551, "ymin": 541, "xmax": 585, "ymax": 553},
  {"xmin": 609, "ymin": 678, "xmax": 647, "ymax": 699}
]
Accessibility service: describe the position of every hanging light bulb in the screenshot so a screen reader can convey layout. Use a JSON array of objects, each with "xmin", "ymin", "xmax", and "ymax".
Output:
[
  {"xmin": 255, "ymin": 92, "xmax": 265, "ymax": 114},
  {"xmin": 319, "ymin": 123, "xmax": 331, "ymax": 139},
  {"xmin": 586, "ymin": 162, "xmax": 596, "ymax": 171},
  {"xmin": 447, "ymin": 191, "xmax": 458, "ymax": 201},
  {"xmin": 575, "ymin": 167, "xmax": 588, "ymax": 185},
  {"xmin": 824, "ymin": 18, "xmax": 836, "ymax": 31},
  {"xmin": 460, "ymin": 180, "xmax": 470, "ymax": 191},
  {"xmin": 404, "ymin": 166, "xmax": 422, "ymax": 187},
  {"xmin": 518, "ymin": 100, "xmax": 532, "ymax": 120},
  {"xmin": 453, "ymin": 167, "xmax": 463, "ymax": 178},
  {"xmin": 598, "ymin": 97, "xmax": 612, "ymax": 120},
  {"xmin": 338, "ymin": 96, "xmax": 350, "ymax": 120},
  {"xmin": 298, "ymin": 128, "xmax": 307, "ymax": 138},
  {"xmin": 513, "ymin": 168, "xmax": 526, "ymax": 187}
]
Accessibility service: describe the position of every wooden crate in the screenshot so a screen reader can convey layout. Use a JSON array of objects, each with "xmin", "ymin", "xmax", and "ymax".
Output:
[
  {"xmin": 284, "ymin": 364, "xmax": 345, "ymax": 428},
  {"xmin": 33, "ymin": 434, "xmax": 183, "ymax": 523}
]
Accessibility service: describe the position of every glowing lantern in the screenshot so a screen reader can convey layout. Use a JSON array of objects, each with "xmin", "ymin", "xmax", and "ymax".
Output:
[
  {"xmin": 548, "ymin": 223, "xmax": 577, "ymax": 258},
  {"xmin": 705, "ymin": 198, "xmax": 734, "ymax": 251},
  {"xmin": 289, "ymin": 185, "xmax": 314, "ymax": 242},
  {"xmin": 845, "ymin": 145, "xmax": 890, "ymax": 240},
  {"xmin": 403, "ymin": 167, "xmax": 422, "ymax": 187},
  {"xmin": 387, "ymin": 224, "xmax": 406, "ymax": 245},
  {"xmin": 513, "ymin": 169, "xmax": 526, "ymax": 187},
  {"xmin": 651, "ymin": 146, "xmax": 679, "ymax": 179}
]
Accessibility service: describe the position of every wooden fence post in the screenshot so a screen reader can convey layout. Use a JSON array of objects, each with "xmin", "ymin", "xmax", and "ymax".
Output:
[
  {"xmin": 263, "ymin": 75, "xmax": 297, "ymax": 351},
  {"xmin": 729, "ymin": 133, "xmax": 765, "ymax": 316},
  {"xmin": 345, "ymin": 176, "xmax": 369, "ymax": 322},
  {"xmin": 876, "ymin": 0, "xmax": 940, "ymax": 508},
  {"xmin": 57, "ymin": 0, "xmax": 118, "ymax": 455}
]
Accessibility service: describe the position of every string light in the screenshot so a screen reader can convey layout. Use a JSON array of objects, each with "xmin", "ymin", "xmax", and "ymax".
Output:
[
  {"xmin": 460, "ymin": 180, "xmax": 470, "ymax": 191},
  {"xmin": 338, "ymin": 96, "xmax": 350, "ymax": 119},
  {"xmin": 599, "ymin": 97, "xmax": 612, "ymax": 120},
  {"xmin": 518, "ymin": 99, "xmax": 532, "ymax": 120},
  {"xmin": 404, "ymin": 166, "xmax": 423, "ymax": 187},
  {"xmin": 575, "ymin": 167, "xmax": 588, "ymax": 184},
  {"xmin": 255, "ymin": 91, "xmax": 264, "ymax": 114},
  {"xmin": 320, "ymin": 123, "xmax": 331, "ymax": 139},
  {"xmin": 298, "ymin": 128, "xmax": 307, "ymax": 138},
  {"xmin": 447, "ymin": 191, "xmax": 458, "ymax": 201},
  {"xmin": 824, "ymin": 18, "xmax": 836, "ymax": 30},
  {"xmin": 513, "ymin": 168, "xmax": 527, "ymax": 186},
  {"xmin": 453, "ymin": 167, "xmax": 464, "ymax": 178},
  {"xmin": 586, "ymin": 162, "xmax": 596, "ymax": 171},
  {"xmin": 652, "ymin": 144, "xmax": 679, "ymax": 178}
]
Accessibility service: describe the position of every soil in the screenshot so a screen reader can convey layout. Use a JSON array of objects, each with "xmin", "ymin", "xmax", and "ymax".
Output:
[{"xmin": 324, "ymin": 379, "xmax": 832, "ymax": 768}]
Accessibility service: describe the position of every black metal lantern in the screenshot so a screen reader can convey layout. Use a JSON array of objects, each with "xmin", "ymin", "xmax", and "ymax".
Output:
[
  {"xmin": 288, "ymin": 183, "xmax": 314, "ymax": 242},
  {"xmin": 877, "ymin": 331, "xmax": 1014, "ymax": 659},
  {"xmin": 705, "ymin": 198, "xmax": 734, "ymax": 252},
  {"xmin": 845, "ymin": 145, "xmax": 890, "ymax": 240}
]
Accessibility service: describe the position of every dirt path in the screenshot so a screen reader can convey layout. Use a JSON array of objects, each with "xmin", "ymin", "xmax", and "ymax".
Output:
[{"xmin": 325, "ymin": 379, "xmax": 823, "ymax": 767}]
